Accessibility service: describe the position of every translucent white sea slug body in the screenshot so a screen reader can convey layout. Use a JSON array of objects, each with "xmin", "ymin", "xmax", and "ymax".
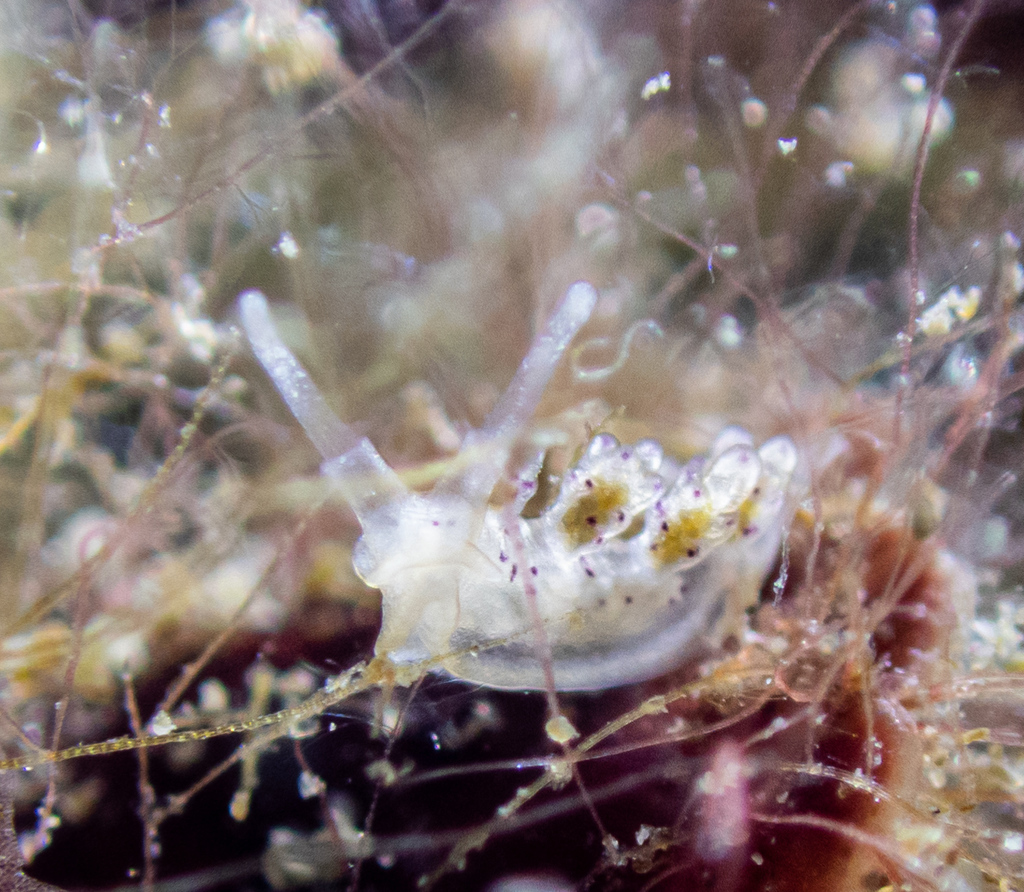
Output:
[{"xmin": 239, "ymin": 285, "xmax": 799, "ymax": 690}]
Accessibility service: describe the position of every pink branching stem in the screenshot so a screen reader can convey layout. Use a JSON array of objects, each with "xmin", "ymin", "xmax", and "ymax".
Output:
[
  {"xmin": 898, "ymin": 0, "xmax": 988, "ymax": 444},
  {"xmin": 124, "ymin": 676, "xmax": 158, "ymax": 892},
  {"xmin": 501, "ymin": 504, "xmax": 611, "ymax": 843},
  {"xmin": 348, "ymin": 675, "xmax": 424, "ymax": 892}
]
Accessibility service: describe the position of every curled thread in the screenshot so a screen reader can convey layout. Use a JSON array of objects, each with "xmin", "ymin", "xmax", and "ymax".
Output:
[{"xmin": 570, "ymin": 318, "xmax": 664, "ymax": 382}]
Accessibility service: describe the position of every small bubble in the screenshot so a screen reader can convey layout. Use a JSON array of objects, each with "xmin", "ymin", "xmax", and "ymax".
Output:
[
  {"xmin": 641, "ymin": 71, "xmax": 671, "ymax": 100},
  {"xmin": 741, "ymin": 98, "xmax": 767, "ymax": 128},
  {"xmin": 298, "ymin": 770, "xmax": 326, "ymax": 799},
  {"xmin": 229, "ymin": 790, "xmax": 250, "ymax": 822},
  {"xmin": 715, "ymin": 315, "xmax": 742, "ymax": 349},
  {"xmin": 276, "ymin": 231, "xmax": 299, "ymax": 259},
  {"xmin": 777, "ymin": 137, "xmax": 797, "ymax": 156},
  {"xmin": 545, "ymin": 714, "xmax": 579, "ymax": 743},
  {"xmin": 148, "ymin": 710, "xmax": 176, "ymax": 736},
  {"xmin": 824, "ymin": 160, "xmax": 853, "ymax": 188},
  {"xmin": 954, "ymin": 168, "xmax": 981, "ymax": 194},
  {"xmin": 901, "ymin": 72, "xmax": 927, "ymax": 95},
  {"xmin": 59, "ymin": 96, "xmax": 86, "ymax": 127}
]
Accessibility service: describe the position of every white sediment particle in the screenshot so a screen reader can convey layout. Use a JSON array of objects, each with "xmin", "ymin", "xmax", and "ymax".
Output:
[
  {"xmin": 741, "ymin": 98, "xmax": 767, "ymax": 128},
  {"xmin": 148, "ymin": 710, "xmax": 177, "ymax": 736},
  {"xmin": 545, "ymin": 714, "xmax": 579, "ymax": 744},
  {"xmin": 641, "ymin": 71, "xmax": 670, "ymax": 100},
  {"xmin": 824, "ymin": 161, "xmax": 853, "ymax": 188},
  {"xmin": 197, "ymin": 679, "xmax": 230, "ymax": 712},
  {"xmin": 715, "ymin": 314, "xmax": 742, "ymax": 348},
  {"xmin": 298, "ymin": 770, "xmax": 326, "ymax": 799},
  {"xmin": 276, "ymin": 231, "xmax": 299, "ymax": 258},
  {"xmin": 901, "ymin": 72, "xmax": 926, "ymax": 95},
  {"xmin": 78, "ymin": 100, "xmax": 114, "ymax": 189}
]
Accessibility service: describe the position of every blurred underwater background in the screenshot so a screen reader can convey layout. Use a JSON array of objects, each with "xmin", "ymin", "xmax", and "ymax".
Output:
[{"xmin": 2, "ymin": 1, "xmax": 1024, "ymax": 890}]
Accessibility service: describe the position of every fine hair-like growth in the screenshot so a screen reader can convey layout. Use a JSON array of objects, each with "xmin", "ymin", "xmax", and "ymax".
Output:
[{"xmin": 0, "ymin": 1, "xmax": 1021, "ymax": 891}]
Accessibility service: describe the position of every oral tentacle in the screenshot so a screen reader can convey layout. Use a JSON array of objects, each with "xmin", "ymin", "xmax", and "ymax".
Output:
[
  {"xmin": 238, "ymin": 289, "xmax": 404, "ymax": 518},
  {"xmin": 442, "ymin": 281, "xmax": 598, "ymax": 504}
]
